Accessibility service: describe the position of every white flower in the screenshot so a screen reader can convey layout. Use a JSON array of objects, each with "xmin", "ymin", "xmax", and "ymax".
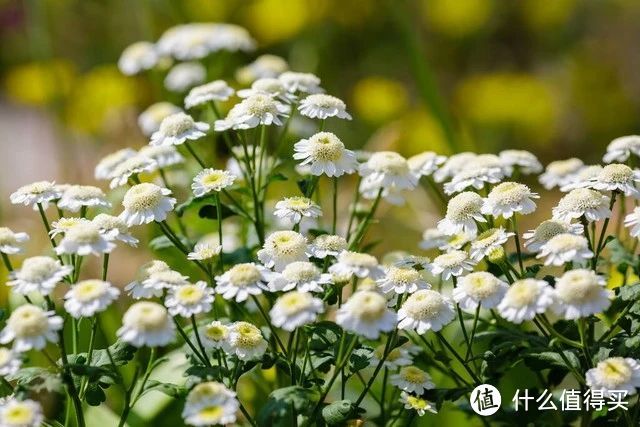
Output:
[
  {"xmin": 279, "ymin": 71, "xmax": 323, "ymax": 94},
  {"xmin": 293, "ymin": 132, "xmax": 357, "ymax": 177},
  {"xmin": 191, "ymin": 169, "xmax": 236, "ymax": 197},
  {"xmin": 419, "ymin": 228, "xmax": 448, "ymax": 250},
  {"xmin": 586, "ymin": 357, "xmax": 640, "ymax": 397},
  {"xmin": 188, "ymin": 242, "xmax": 222, "ymax": 261},
  {"xmin": 215, "ymin": 263, "xmax": 270, "ymax": 302},
  {"xmin": 523, "ymin": 219, "xmax": 584, "ymax": 252},
  {"xmin": 7, "ymin": 256, "xmax": 72, "ymax": 295},
  {"xmin": 329, "ymin": 251, "xmax": 384, "ymax": 280},
  {"xmin": 164, "ymin": 62, "xmax": 206, "ymax": 92},
  {"xmin": 138, "ymin": 102, "xmax": 182, "ymax": 137},
  {"xmin": 236, "ymin": 77, "xmax": 295, "ymax": 103},
  {"xmin": 57, "ymin": 185, "xmax": 110, "ymax": 212},
  {"xmin": 560, "ymin": 165, "xmax": 605, "ymax": 192},
  {"xmin": 227, "ymin": 321, "xmax": 268, "ymax": 361},
  {"xmin": 0, "ymin": 398, "xmax": 44, "ymax": 427},
  {"xmin": 397, "ymin": 289, "xmax": 455, "ymax": 333},
  {"xmin": 400, "ymin": 392, "xmax": 437, "ymax": 416},
  {"xmin": 440, "ymin": 232, "xmax": 475, "ymax": 251},
  {"xmin": 124, "ymin": 260, "xmax": 171, "ymax": 299},
  {"xmin": 552, "ymin": 188, "xmax": 611, "ymax": 222},
  {"xmin": 0, "ymin": 347, "xmax": 20, "ymax": 376},
  {"xmin": 552, "ymin": 269, "xmax": 612, "ymax": 319},
  {"xmin": 453, "ymin": 272, "xmax": 508, "ymax": 311},
  {"xmin": 370, "ymin": 345, "xmax": 415, "ymax": 369},
  {"xmin": 298, "ymin": 94, "xmax": 351, "ymax": 120},
  {"xmin": 537, "ymin": 233, "xmax": 593, "ymax": 266},
  {"xmin": 165, "ymin": 281, "xmax": 215, "ymax": 318},
  {"xmin": 150, "ymin": 112, "xmax": 209, "ymax": 147},
  {"xmin": 157, "ymin": 23, "xmax": 255, "ymax": 60},
  {"xmin": 585, "ymin": 163, "xmax": 640, "ymax": 196},
  {"xmin": 108, "ymin": 154, "xmax": 157, "ymax": 189},
  {"xmin": 390, "ymin": 366, "xmax": 435, "ymax": 394},
  {"xmin": 200, "ymin": 321, "xmax": 231, "ymax": 351},
  {"xmin": 359, "ymin": 151, "xmax": 418, "ymax": 194},
  {"xmin": 481, "ymin": 182, "xmax": 539, "ymax": 218},
  {"xmin": 0, "ymin": 227, "xmax": 29, "ymax": 254},
  {"xmin": 55, "ymin": 222, "xmax": 116, "ymax": 256},
  {"xmin": 64, "ymin": 279, "xmax": 120, "ymax": 318},
  {"xmin": 377, "ymin": 266, "xmax": 430, "ymax": 294},
  {"xmin": 267, "ymin": 261, "xmax": 331, "ymax": 293},
  {"xmin": 142, "ymin": 270, "xmax": 190, "ymax": 296},
  {"xmin": 499, "ymin": 149, "xmax": 543, "ymax": 174},
  {"xmin": 309, "ymin": 234, "xmax": 348, "ymax": 258},
  {"xmin": 539, "ymin": 158, "xmax": 584, "ymax": 189},
  {"xmin": 117, "ymin": 301, "xmax": 175, "ymax": 347},
  {"xmin": 624, "ymin": 207, "xmax": 640, "ymax": 237},
  {"xmin": 273, "ymin": 197, "xmax": 322, "ymax": 224},
  {"xmin": 269, "ymin": 291, "xmax": 324, "ymax": 331},
  {"xmin": 257, "ymin": 230, "xmax": 308, "ymax": 271},
  {"xmin": 438, "ymin": 192, "xmax": 486, "ymax": 236},
  {"xmin": 603, "ymin": 135, "xmax": 640, "ymax": 163},
  {"xmin": 336, "ymin": 290, "xmax": 397, "ymax": 339},
  {"xmin": 433, "ymin": 152, "xmax": 477, "ymax": 183},
  {"xmin": 443, "ymin": 167, "xmax": 503, "ymax": 195},
  {"xmin": 469, "ymin": 228, "xmax": 514, "ymax": 261},
  {"xmin": 185, "ymin": 80, "xmax": 234, "ymax": 109},
  {"xmin": 0, "ymin": 305, "xmax": 63, "ymax": 352},
  {"xmin": 50, "ymin": 217, "xmax": 91, "ymax": 238},
  {"xmin": 429, "ymin": 250, "xmax": 476, "ymax": 280},
  {"xmin": 95, "ymin": 148, "xmax": 138, "ymax": 179},
  {"xmin": 10, "ymin": 180, "xmax": 62, "ymax": 208},
  {"xmin": 182, "ymin": 381, "xmax": 240, "ymax": 426},
  {"xmin": 214, "ymin": 94, "xmax": 288, "ymax": 130},
  {"xmin": 92, "ymin": 213, "xmax": 139, "ymax": 247},
  {"xmin": 497, "ymin": 279, "xmax": 554, "ymax": 324},
  {"xmin": 119, "ymin": 183, "xmax": 176, "ymax": 226},
  {"xmin": 138, "ymin": 145, "xmax": 185, "ymax": 168},
  {"xmin": 118, "ymin": 41, "xmax": 158, "ymax": 75},
  {"xmin": 408, "ymin": 152, "xmax": 447, "ymax": 177},
  {"xmin": 236, "ymin": 54, "xmax": 288, "ymax": 84}
]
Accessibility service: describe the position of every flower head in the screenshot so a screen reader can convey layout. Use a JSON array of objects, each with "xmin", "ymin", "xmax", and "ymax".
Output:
[
  {"xmin": 269, "ymin": 291, "xmax": 324, "ymax": 331},
  {"xmin": 408, "ymin": 152, "xmax": 447, "ymax": 177},
  {"xmin": 397, "ymin": 289, "xmax": 455, "ymax": 333},
  {"xmin": 200, "ymin": 321, "xmax": 231, "ymax": 351},
  {"xmin": 539, "ymin": 158, "xmax": 584, "ymax": 189},
  {"xmin": 0, "ymin": 398, "xmax": 44, "ymax": 427},
  {"xmin": 119, "ymin": 183, "xmax": 176, "ymax": 226},
  {"xmin": 138, "ymin": 145, "xmax": 185, "ymax": 168},
  {"xmin": 92, "ymin": 213, "xmax": 138, "ymax": 247},
  {"xmin": 329, "ymin": 250, "xmax": 384, "ymax": 280},
  {"xmin": 182, "ymin": 381, "xmax": 239, "ymax": 426},
  {"xmin": 523, "ymin": 219, "xmax": 583, "ymax": 252},
  {"xmin": 118, "ymin": 41, "xmax": 157, "ymax": 75},
  {"xmin": 586, "ymin": 357, "xmax": 640, "ymax": 397},
  {"xmin": 293, "ymin": 132, "xmax": 357, "ymax": 177},
  {"xmin": 481, "ymin": 182, "xmax": 538, "ymax": 218},
  {"xmin": 57, "ymin": 185, "xmax": 110, "ymax": 212},
  {"xmin": 55, "ymin": 222, "xmax": 116, "ymax": 256},
  {"xmin": 267, "ymin": 261, "xmax": 331, "ymax": 293},
  {"xmin": 257, "ymin": 230, "xmax": 308, "ymax": 271},
  {"xmin": 429, "ymin": 250, "xmax": 476, "ymax": 280},
  {"xmin": 117, "ymin": 301, "xmax": 175, "ymax": 347},
  {"xmin": 453, "ymin": 272, "xmax": 508, "ymax": 310},
  {"xmin": 603, "ymin": 135, "xmax": 640, "ymax": 163},
  {"xmin": 192, "ymin": 169, "xmax": 236, "ymax": 197},
  {"xmin": 215, "ymin": 263, "xmax": 270, "ymax": 302},
  {"xmin": 165, "ymin": 281, "xmax": 215, "ymax": 318},
  {"xmin": 273, "ymin": 197, "xmax": 322, "ymax": 224},
  {"xmin": 185, "ymin": 80, "xmax": 234, "ymax": 108},
  {"xmin": 0, "ymin": 227, "xmax": 29, "ymax": 254},
  {"xmin": 537, "ymin": 233, "xmax": 593, "ymax": 266},
  {"xmin": 10, "ymin": 181, "xmax": 62, "ymax": 208},
  {"xmin": 125, "ymin": 260, "xmax": 172, "ymax": 299},
  {"xmin": 377, "ymin": 266, "xmax": 430, "ymax": 294},
  {"xmin": 336, "ymin": 290, "xmax": 397, "ymax": 339},
  {"xmin": 237, "ymin": 77, "xmax": 294, "ymax": 102},
  {"xmin": 164, "ymin": 62, "xmax": 206, "ymax": 92},
  {"xmin": 150, "ymin": 112, "xmax": 209, "ymax": 147},
  {"xmin": 279, "ymin": 71, "xmax": 322, "ymax": 94},
  {"xmin": 8, "ymin": 256, "xmax": 72, "ymax": 296},
  {"xmin": 138, "ymin": 102, "xmax": 182, "ymax": 137},
  {"xmin": 298, "ymin": 94, "xmax": 351, "ymax": 120},
  {"xmin": 227, "ymin": 322, "xmax": 268, "ymax": 361},
  {"xmin": 438, "ymin": 192, "xmax": 486, "ymax": 236},
  {"xmin": 390, "ymin": 366, "xmax": 435, "ymax": 394},
  {"xmin": 552, "ymin": 188, "xmax": 611, "ymax": 222},
  {"xmin": 309, "ymin": 234, "xmax": 348, "ymax": 259},
  {"xmin": 497, "ymin": 279, "xmax": 554, "ymax": 324},
  {"xmin": 237, "ymin": 54, "xmax": 288, "ymax": 83},
  {"xmin": 470, "ymin": 228, "xmax": 513, "ymax": 261},
  {"xmin": 586, "ymin": 163, "xmax": 640, "ymax": 196},
  {"xmin": 188, "ymin": 242, "xmax": 222, "ymax": 261},
  {"xmin": 0, "ymin": 304, "xmax": 63, "ymax": 352},
  {"xmin": 214, "ymin": 94, "xmax": 288, "ymax": 130},
  {"xmin": 552, "ymin": 269, "xmax": 612, "ymax": 319},
  {"xmin": 0, "ymin": 347, "xmax": 21, "ymax": 376},
  {"xmin": 499, "ymin": 150, "xmax": 543, "ymax": 175},
  {"xmin": 108, "ymin": 155, "xmax": 157, "ymax": 189},
  {"xmin": 64, "ymin": 280, "xmax": 120, "ymax": 318},
  {"xmin": 400, "ymin": 392, "xmax": 437, "ymax": 416},
  {"xmin": 359, "ymin": 151, "xmax": 418, "ymax": 193}
]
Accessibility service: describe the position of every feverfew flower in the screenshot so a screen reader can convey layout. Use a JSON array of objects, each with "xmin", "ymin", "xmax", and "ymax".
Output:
[
  {"xmin": 257, "ymin": 230, "xmax": 308, "ymax": 271},
  {"xmin": 108, "ymin": 155, "xmax": 157, "ymax": 189},
  {"xmin": 0, "ymin": 347, "xmax": 20, "ymax": 376},
  {"xmin": 603, "ymin": 135, "xmax": 640, "ymax": 163},
  {"xmin": 585, "ymin": 163, "xmax": 640, "ymax": 197},
  {"xmin": 481, "ymin": 182, "xmax": 539, "ymax": 218},
  {"xmin": 298, "ymin": 94, "xmax": 351, "ymax": 120},
  {"xmin": 92, "ymin": 213, "xmax": 139, "ymax": 247},
  {"xmin": 269, "ymin": 291, "xmax": 324, "ymax": 331},
  {"xmin": 214, "ymin": 94, "xmax": 288, "ymax": 131},
  {"xmin": 438, "ymin": 192, "xmax": 486, "ymax": 236},
  {"xmin": 279, "ymin": 71, "xmax": 322, "ymax": 94},
  {"xmin": 150, "ymin": 112, "xmax": 209, "ymax": 147},
  {"xmin": 293, "ymin": 132, "xmax": 357, "ymax": 177},
  {"xmin": 470, "ymin": 228, "xmax": 514, "ymax": 261},
  {"xmin": 273, "ymin": 197, "xmax": 322, "ymax": 224},
  {"xmin": 0, "ymin": 398, "xmax": 44, "ymax": 427},
  {"xmin": 117, "ymin": 301, "xmax": 175, "ymax": 347},
  {"xmin": 624, "ymin": 207, "xmax": 640, "ymax": 237},
  {"xmin": 560, "ymin": 165, "xmax": 605, "ymax": 192},
  {"xmin": 124, "ymin": 260, "xmax": 171, "ymax": 299},
  {"xmin": 552, "ymin": 188, "xmax": 611, "ymax": 222},
  {"xmin": 188, "ymin": 242, "xmax": 222, "ymax": 261},
  {"xmin": 164, "ymin": 62, "xmax": 206, "ymax": 92},
  {"xmin": 408, "ymin": 152, "xmax": 447, "ymax": 177},
  {"xmin": 443, "ymin": 167, "xmax": 502, "ymax": 195},
  {"xmin": 50, "ymin": 217, "xmax": 91, "ymax": 237},
  {"xmin": 182, "ymin": 381, "xmax": 240, "ymax": 426},
  {"xmin": 138, "ymin": 145, "xmax": 185, "ymax": 168},
  {"xmin": 57, "ymin": 185, "xmax": 110, "ymax": 212},
  {"xmin": 377, "ymin": 266, "xmax": 430, "ymax": 294},
  {"xmin": 433, "ymin": 152, "xmax": 477, "ymax": 183},
  {"xmin": 0, "ymin": 305, "xmax": 63, "ymax": 352},
  {"xmin": 185, "ymin": 80, "xmax": 234, "ymax": 109},
  {"xmin": 397, "ymin": 289, "xmax": 455, "ymax": 333},
  {"xmin": 165, "ymin": 281, "xmax": 215, "ymax": 318},
  {"xmin": 55, "ymin": 222, "xmax": 116, "ymax": 256},
  {"xmin": 215, "ymin": 263, "xmax": 270, "ymax": 302},
  {"xmin": 0, "ymin": 227, "xmax": 29, "ymax": 254},
  {"xmin": 236, "ymin": 54, "xmax": 288, "ymax": 83},
  {"xmin": 119, "ymin": 183, "xmax": 176, "ymax": 226},
  {"xmin": 267, "ymin": 261, "xmax": 331, "ymax": 293},
  {"xmin": 523, "ymin": 220, "xmax": 583, "ymax": 252},
  {"xmin": 552, "ymin": 269, "xmax": 612, "ymax": 319},
  {"xmin": 453, "ymin": 272, "xmax": 508, "ymax": 311},
  {"xmin": 309, "ymin": 234, "xmax": 348, "ymax": 258},
  {"xmin": 419, "ymin": 228, "xmax": 448, "ymax": 250},
  {"xmin": 10, "ymin": 181, "xmax": 62, "ymax": 208},
  {"xmin": 499, "ymin": 149, "xmax": 543, "ymax": 175},
  {"xmin": 200, "ymin": 321, "xmax": 231, "ymax": 350},
  {"xmin": 539, "ymin": 158, "xmax": 584, "ymax": 189},
  {"xmin": 497, "ymin": 279, "xmax": 554, "ymax": 324},
  {"xmin": 336, "ymin": 291, "xmax": 397, "ymax": 339},
  {"xmin": 237, "ymin": 77, "xmax": 295, "ymax": 103},
  {"xmin": 138, "ymin": 102, "xmax": 182, "ymax": 137},
  {"xmin": 537, "ymin": 233, "xmax": 593, "ymax": 266},
  {"xmin": 400, "ymin": 392, "xmax": 437, "ymax": 416},
  {"xmin": 359, "ymin": 151, "xmax": 418, "ymax": 194},
  {"xmin": 586, "ymin": 357, "xmax": 640, "ymax": 397},
  {"xmin": 142, "ymin": 270, "xmax": 190, "ymax": 295},
  {"xmin": 192, "ymin": 169, "xmax": 236, "ymax": 196},
  {"xmin": 7, "ymin": 256, "xmax": 72, "ymax": 295},
  {"xmin": 370, "ymin": 345, "xmax": 414, "ymax": 369},
  {"xmin": 157, "ymin": 23, "xmax": 255, "ymax": 60},
  {"xmin": 429, "ymin": 250, "xmax": 476, "ymax": 280},
  {"xmin": 118, "ymin": 41, "xmax": 158, "ymax": 75},
  {"xmin": 329, "ymin": 251, "xmax": 384, "ymax": 280},
  {"xmin": 227, "ymin": 322, "xmax": 268, "ymax": 361},
  {"xmin": 390, "ymin": 366, "xmax": 435, "ymax": 394},
  {"xmin": 64, "ymin": 280, "xmax": 120, "ymax": 318}
]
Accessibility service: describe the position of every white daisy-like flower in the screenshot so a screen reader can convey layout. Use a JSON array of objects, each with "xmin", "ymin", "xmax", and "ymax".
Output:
[
  {"xmin": 164, "ymin": 62, "xmax": 206, "ymax": 92},
  {"xmin": 157, "ymin": 23, "xmax": 255, "ymax": 60},
  {"xmin": 298, "ymin": 94, "xmax": 351, "ymax": 120},
  {"xmin": 92, "ymin": 213, "xmax": 139, "ymax": 247},
  {"xmin": 537, "ymin": 233, "xmax": 593, "ymax": 266},
  {"xmin": 585, "ymin": 163, "xmax": 640, "ymax": 196},
  {"xmin": 124, "ymin": 260, "xmax": 171, "ymax": 299},
  {"xmin": 64, "ymin": 279, "xmax": 120, "ymax": 318},
  {"xmin": 586, "ymin": 357, "xmax": 640, "ymax": 397},
  {"xmin": 499, "ymin": 149, "xmax": 543, "ymax": 175},
  {"xmin": 200, "ymin": 320, "xmax": 231, "ymax": 351},
  {"xmin": 377, "ymin": 266, "xmax": 430, "ymax": 294},
  {"xmin": 437, "ymin": 192, "xmax": 486, "ymax": 236},
  {"xmin": 419, "ymin": 228, "xmax": 449, "ymax": 250},
  {"xmin": 185, "ymin": 80, "xmax": 235, "ymax": 109},
  {"xmin": 191, "ymin": 169, "xmax": 236, "ymax": 197},
  {"xmin": 49, "ymin": 217, "xmax": 91, "ymax": 238},
  {"xmin": 182, "ymin": 381, "xmax": 240, "ymax": 426},
  {"xmin": 293, "ymin": 132, "xmax": 358, "ymax": 177},
  {"xmin": 359, "ymin": 151, "xmax": 418, "ymax": 194},
  {"xmin": 523, "ymin": 219, "xmax": 584, "ymax": 252},
  {"xmin": 552, "ymin": 188, "xmax": 611, "ymax": 222},
  {"xmin": 624, "ymin": 206, "xmax": 640, "ymax": 237},
  {"xmin": 267, "ymin": 261, "xmax": 331, "ymax": 293},
  {"xmin": 329, "ymin": 251, "xmax": 384, "ymax": 280},
  {"xmin": 408, "ymin": 151, "xmax": 447, "ymax": 177},
  {"xmin": 393, "ymin": 255, "xmax": 431, "ymax": 270},
  {"xmin": 7, "ymin": 256, "xmax": 72, "ymax": 295},
  {"xmin": 227, "ymin": 321, "xmax": 268, "ymax": 361},
  {"xmin": 603, "ymin": 135, "xmax": 640, "ymax": 163},
  {"xmin": 119, "ymin": 183, "xmax": 176, "ymax": 226},
  {"xmin": 400, "ymin": 392, "xmax": 437, "ymax": 416},
  {"xmin": 552, "ymin": 269, "xmax": 612, "ymax": 319},
  {"xmin": 279, "ymin": 71, "xmax": 323, "ymax": 94},
  {"xmin": 117, "ymin": 301, "xmax": 175, "ymax": 347},
  {"xmin": 443, "ymin": 166, "xmax": 503, "ymax": 195},
  {"xmin": 433, "ymin": 152, "xmax": 477, "ymax": 183},
  {"xmin": 560, "ymin": 165, "xmax": 604, "ymax": 192},
  {"xmin": 390, "ymin": 366, "xmax": 435, "ymax": 394},
  {"xmin": 108, "ymin": 154, "xmax": 158, "ymax": 189},
  {"xmin": 497, "ymin": 279, "xmax": 554, "ymax": 324},
  {"xmin": 214, "ymin": 94, "xmax": 289, "ymax": 131},
  {"xmin": 453, "ymin": 272, "xmax": 508, "ymax": 311},
  {"xmin": 57, "ymin": 185, "xmax": 110, "ymax": 212},
  {"xmin": 0, "ymin": 398, "xmax": 44, "ymax": 427},
  {"xmin": 118, "ymin": 41, "xmax": 158, "ymax": 75},
  {"xmin": 0, "ymin": 304, "xmax": 63, "ymax": 352},
  {"xmin": 370, "ymin": 345, "xmax": 414, "ymax": 369},
  {"xmin": 215, "ymin": 263, "xmax": 270, "ymax": 302},
  {"xmin": 0, "ymin": 347, "xmax": 21, "ymax": 376},
  {"xmin": 138, "ymin": 102, "xmax": 183, "ymax": 137},
  {"xmin": 539, "ymin": 158, "xmax": 584, "ymax": 189},
  {"xmin": 0, "ymin": 227, "xmax": 29, "ymax": 254},
  {"xmin": 165, "ymin": 281, "xmax": 215, "ymax": 318},
  {"xmin": 439, "ymin": 232, "xmax": 475, "ymax": 252},
  {"xmin": 257, "ymin": 230, "xmax": 308, "ymax": 271},
  {"xmin": 469, "ymin": 228, "xmax": 514, "ymax": 261},
  {"xmin": 335, "ymin": 290, "xmax": 397, "ymax": 339},
  {"xmin": 150, "ymin": 112, "xmax": 209, "ymax": 147},
  {"xmin": 397, "ymin": 289, "xmax": 456, "ymax": 333},
  {"xmin": 237, "ymin": 77, "xmax": 295, "ymax": 103},
  {"xmin": 55, "ymin": 222, "xmax": 116, "ymax": 256},
  {"xmin": 142, "ymin": 270, "xmax": 190, "ymax": 297},
  {"xmin": 429, "ymin": 250, "xmax": 476, "ymax": 280},
  {"xmin": 188, "ymin": 242, "xmax": 222, "ymax": 261},
  {"xmin": 236, "ymin": 54, "xmax": 288, "ymax": 84},
  {"xmin": 95, "ymin": 148, "xmax": 138, "ymax": 180},
  {"xmin": 10, "ymin": 180, "xmax": 62, "ymax": 208},
  {"xmin": 273, "ymin": 197, "xmax": 322, "ymax": 224},
  {"xmin": 481, "ymin": 182, "xmax": 539, "ymax": 218},
  {"xmin": 309, "ymin": 234, "xmax": 348, "ymax": 259},
  {"xmin": 269, "ymin": 291, "xmax": 324, "ymax": 331},
  {"xmin": 138, "ymin": 145, "xmax": 185, "ymax": 168}
]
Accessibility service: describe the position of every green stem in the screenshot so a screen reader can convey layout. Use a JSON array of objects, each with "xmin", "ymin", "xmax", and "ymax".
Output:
[
  {"xmin": 332, "ymin": 177, "xmax": 338, "ymax": 234},
  {"xmin": 173, "ymin": 318, "xmax": 210, "ymax": 366},
  {"xmin": 348, "ymin": 188, "xmax": 383, "ymax": 250},
  {"xmin": 434, "ymin": 331, "xmax": 481, "ymax": 384},
  {"xmin": 250, "ymin": 296, "xmax": 288, "ymax": 358},
  {"xmin": 465, "ymin": 304, "xmax": 481, "ymax": 362},
  {"xmin": 191, "ymin": 315, "xmax": 211, "ymax": 367},
  {"xmin": 511, "ymin": 215, "xmax": 524, "ymax": 274},
  {"xmin": 184, "ymin": 141, "xmax": 206, "ymax": 168}
]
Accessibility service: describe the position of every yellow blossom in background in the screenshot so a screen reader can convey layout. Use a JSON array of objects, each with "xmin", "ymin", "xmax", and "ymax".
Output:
[
  {"xmin": 352, "ymin": 76, "xmax": 409, "ymax": 123},
  {"xmin": 242, "ymin": 0, "xmax": 325, "ymax": 44},
  {"xmin": 4, "ymin": 60, "xmax": 75, "ymax": 106},
  {"xmin": 183, "ymin": 0, "xmax": 232, "ymax": 21},
  {"xmin": 420, "ymin": 0, "xmax": 493, "ymax": 38},
  {"xmin": 521, "ymin": 0, "xmax": 578, "ymax": 30}
]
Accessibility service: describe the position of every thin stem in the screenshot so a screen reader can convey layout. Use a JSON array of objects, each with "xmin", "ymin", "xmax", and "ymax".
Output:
[
  {"xmin": 191, "ymin": 315, "xmax": 211, "ymax": 367},
  {"xmin": 173, "ymin": 318, "xmax": 210, "ymax": 366},
  {"xmin": 511, "ymin": 215, "xmax": 524, "ymax": 274},
  {"xmin": 348, "ymin": 188, "xmax": 383, "ymax": 250},
  {"xmin": 250, "ymin": 296, "xmax": 288, "ymax": 357},
  {"xmin": 465, "ymin": 304, "xmax": 481, "ymax": 362},
  {"xmin": 215, "ymin": 193, "xmax": 224, "ymax": 273},
  {"xmin": 332, "ymin": 177, "xmax": 338, "ymax": 234},
  {"xmin": 434, "ymin": 331, "xmax": 481, "ymax": 384},
  {"xmin": 184, "ymin": 141, "xmax": 207, "ymax": 168},
  {"xmin": 353, "ymin": 331, "xmax": 396, "ymax": 407}
]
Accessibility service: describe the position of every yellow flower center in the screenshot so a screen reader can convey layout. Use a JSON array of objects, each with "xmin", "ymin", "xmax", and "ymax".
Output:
[
  {"xmin": 123, "ymin": 184, "xmax": 164, "ymax": 211},
  {"xmin": 4, "ymin": 404, "xmax": 34, "ymax": 424},
  {"xmin": 73, "ymin": 280, "xmax": 107, "ymax": 302},
  {"xmin": 8, "ymin": 305, "xmax": 49, "ymax": 337},
  {"xmin": 400, "ymin": 366, "xmax": 428, "ymax": 384},
  {"xmin": 228, "ymin": 264, "xmax": 262, "ymax": 287},
  {"xmin": 175, "ymin": 285, "xmax": 205, "ymax": 304}
]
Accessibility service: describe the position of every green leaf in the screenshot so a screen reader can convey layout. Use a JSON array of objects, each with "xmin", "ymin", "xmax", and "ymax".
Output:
[
  {"xmin": 257, "ymin": 386, "xmax": 319, "ymax": 426},
  {"xmin": 347, "ymin": 346, "xmax": 373, "ymax": 375},
  {"xmin": 424, "ymin": 388, "xmax": 468, "ymax": 410},
  {"xmin": 198, "ymin": 203, "xmax": 238, "ymax": 220},
  {"xmin": 143, "ymin": 380, "xmax": 187, "ymax": 398},
  {"xmin": 8, "ymin": 367, "xmax": 64, "ymax": 395},
  {"xmin": 322, "ymin": 400, "xmax": 357, "ymax": 425},
  {"xmin": 149, "ymin": 235, "xmax": 190, "ymax": 251},
  {"xmin": 221, "ymin": 247, "xmax": 253, "ymax": 265},
  {"xmin": 84, "ymin": 382, "xmax": 107, "ymax": 406},
  {"xmin": 524, "ymin": 351, "xmax": 581, "ymax": 371},
  {"xmin": 619, "ymin": 283, "xmax": 640, "ymax": 301}
]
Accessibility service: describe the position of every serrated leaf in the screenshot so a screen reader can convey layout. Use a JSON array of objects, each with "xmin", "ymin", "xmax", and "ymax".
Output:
[
  {"xmin": 149, "ymin": 235, "xmax": 190, "ymax": 251},
  {"xmin": 198, "ymin": 203, "xmax": 238, "ymax": 220},
  {"xmin": 619, "ymin": 283, "xmax": 640, "ymax": 301},
  {"xmin": 257, "ymin": 386, "xmax": 319, "ymax": 426},
  {"xmin": 524, "ymin": 351, "xmax": 581, "ymax": 371},
  {"xmin": 347, "ymin": 346, "xmax": 373, "ymax": 375},
  {"xmin": 143, "ymin": 380, "xmax": 186, "ymax": 398}
]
